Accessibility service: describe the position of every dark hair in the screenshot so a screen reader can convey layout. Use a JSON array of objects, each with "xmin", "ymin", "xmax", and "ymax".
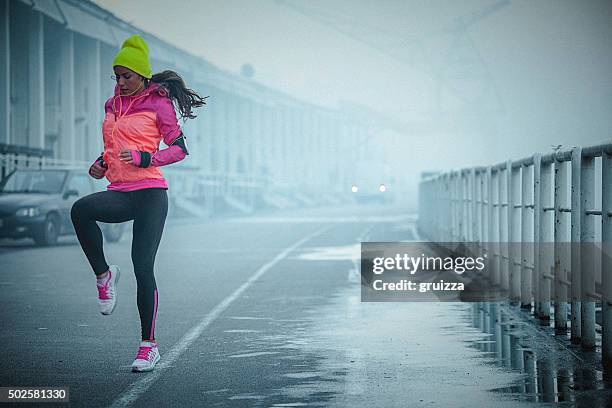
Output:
[{"xmin": 146, "ymin": 70, "xmax": 208, "ymax": 120}]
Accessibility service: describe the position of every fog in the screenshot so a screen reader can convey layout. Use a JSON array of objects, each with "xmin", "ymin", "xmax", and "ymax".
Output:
[
  {"xmin": 3, "ymin": 3, "xmax": 612, "ymax": 403},
  {"xmin": 94, "ymin": 0, "xmax": 612, "ymax": 175}
]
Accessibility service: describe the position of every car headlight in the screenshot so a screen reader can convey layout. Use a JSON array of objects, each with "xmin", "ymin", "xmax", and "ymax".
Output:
[{"xmin": 16, "ymin": 207, "xmax": 40, "ymax": 217}]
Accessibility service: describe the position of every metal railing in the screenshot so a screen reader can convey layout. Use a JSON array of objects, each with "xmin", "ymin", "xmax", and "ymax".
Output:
[{"xmin": 418, "ymin": 142, "xmax": 612, "ymax": 367}]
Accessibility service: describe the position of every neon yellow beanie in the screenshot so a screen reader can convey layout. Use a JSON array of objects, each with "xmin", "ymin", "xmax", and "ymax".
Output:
[{"xmin": 113, "ymin": 35, "xmax": 152, "ymax": 79}]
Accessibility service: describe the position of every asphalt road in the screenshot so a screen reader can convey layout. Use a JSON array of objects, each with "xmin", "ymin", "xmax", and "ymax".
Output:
[{"xmin": 0, "ymin": 205, "xmax": 598, "ymax": 407}]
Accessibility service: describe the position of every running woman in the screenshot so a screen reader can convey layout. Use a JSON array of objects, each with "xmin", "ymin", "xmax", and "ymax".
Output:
[{"xmin": 71, "ymin": 35, "xmax": 206, "ymax": 372}]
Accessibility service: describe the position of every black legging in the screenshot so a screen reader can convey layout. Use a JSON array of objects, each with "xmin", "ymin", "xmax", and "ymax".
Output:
[{"xmin": 71, "ymin": 188, "xmax": 168, "ymax": 341}]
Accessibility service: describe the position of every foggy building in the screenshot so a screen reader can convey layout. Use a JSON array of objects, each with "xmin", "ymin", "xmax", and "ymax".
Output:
[{"xmin": 0, "ymin": 0, "xmax": 396, "ymax": 215}]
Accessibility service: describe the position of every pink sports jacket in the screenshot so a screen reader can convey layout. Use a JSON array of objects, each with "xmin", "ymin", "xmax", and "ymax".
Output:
[{"xmin": 95, "ymin": 82, "xmax": 187, "ymax": 192}]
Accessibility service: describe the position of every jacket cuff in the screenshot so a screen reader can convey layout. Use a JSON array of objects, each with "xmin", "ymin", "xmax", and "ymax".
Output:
[
  {"xmin": 130, "ymin": 150, "xmax": 141, "ymax": 167},
  {"xmin": 96, "ymin": 153, "xmax": 107, "ymax": 168},
  {"xmin": 138, "ymin": 151, "xmax": 151, "ymax": 168}
]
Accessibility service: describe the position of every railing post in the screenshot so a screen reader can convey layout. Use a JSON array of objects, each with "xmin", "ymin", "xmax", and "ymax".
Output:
[
  {"xmin": 579, "ymin": 148, "xmax": 595, "ymax": 349},
  {"xmin": 450, "ymin": 172, "xmax": 455, "ymax": 242},
  {"xmin": 444, "ymin": 174, "xmax": 449, "ymax": 241},
  {"xmin": 450, "ymin": 173, "xmax": 454, "ymax": 242},
  {"xmin": 455, "ymin": 171, "xmax": 460, "ymax": 243},
  {"xmin": 521, "ymin": 163, "xmax": 533, "ymax": 309},
  {"xmin": 425, "ymin": 181, "xmax": 435, "ymax": 239},
  {"xmin": 456, "ymin": 171, "xmax": 461, "ymax": 242},
  {"xmin": 435, "ymin": 177, "xmax": 440, "ymax": 240},
  {"xmin": 538, "ymin": 157, "xmax": 552, "ymax": 323},
  {"xmin": 476, "ymin": 170, "xmax": 479, "ymax": 245},
  {"xmin": 434, "ymin": 177, "xmax": 439, "ymax": 241},
  {"xmin": 481, "ymin": 169, "xmax": 487, "ymax": 257},
  {"xmin": 456, "ymin": 171, "xmax": 461, "ymax": 243},
  {"xmin": 441, "ymin": 175, "xmax": 446, "ymax": 242},
  {"xmin": 465, "ymin": 170, "xmax": 470, "ymax": 242},
  {"xmin": 442, "ymin": 175, "xmax": 448, "ymax": 241},
  {"xmin": 488, "ymin": 167, "xmax": 498, "ymax": 287},
  {"xmin": 451, "ymin": 174, "xmax": 456, "ymax": 241},
  {"xmin": 470, "ymin": 167, "xmax": 480, "ymax": 242},
  {"xmin": 461, "ymin": 171, "xmax": 467, "ymax": 242},
  {"xmin": 418, "ymin": 179, "xmax": 424, "ymax": 236},
  {"xmin": 554, "ymin": 159, "xmax": 569, "ymax": 332},
  {"xmin": 533, "ymin": 155, "xmax": 542, "ymax": 318},
  {"xmin": 459, "ymin": 170, "xmax": 469, "ymax": 242},
  {"xmin": 500, "ymin": 163, "xmax": 509, "ymax": 291},
  {"xmin": 465, "ymin": 169, "xmax": 475, "ymax": 242},
  {"xmin": 570, "ymin": 147, "xmax": 582, "ymax": 344},
  {"xmin": 466, "ymin": 170, "xmax": 469, "ymax": 242},
  {"xmin": 443, "ymin": 176, "xmax": 448, "ymax": 242},
  {"xmin": 510, "ymin": 162, "xmax": 521, "ymax": 303},
  {"xmin": 602, "ymin": 151, "xmax": 612, "ymax": 368}
]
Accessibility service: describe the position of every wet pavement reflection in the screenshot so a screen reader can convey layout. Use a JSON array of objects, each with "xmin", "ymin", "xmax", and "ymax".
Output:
[{"xmin": 469, "ymin": 302, "xmax": 612, "ymax": 407}]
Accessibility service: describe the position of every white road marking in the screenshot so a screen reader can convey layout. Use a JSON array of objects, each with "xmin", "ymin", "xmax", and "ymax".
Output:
[{"xmin": 109, "ymin": 226, "xmax": 330, "ymax": 408}]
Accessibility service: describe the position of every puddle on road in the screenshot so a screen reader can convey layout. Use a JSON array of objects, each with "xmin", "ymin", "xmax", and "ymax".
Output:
[
  {"xmin": 468, "ymin": 303, "xmax": 612, "ymax": 407},
  {"xmin": 241, "ymin": 291, "xmax": 612, "ymax": 406},
  {"xmin": 228, "ymin": 351, "xmax": 280, "ymax": 358},
  {"xmin": 293, "ymin": 244, "xmax": 360, "ymax": 261},
  {"xmin": 223, "ymin": 329, "xmax": 260, "ymax": 333},
  {"xmin": 228, "ymin": 394, "xmax": 265, "ymax": 400},
  {"xmin": 262, "ymin": 285, "xmax": 535, "ymax": 408},
  {"xmin": 283, "ymin": 372, "xmax": 324, "ymax": 379}
]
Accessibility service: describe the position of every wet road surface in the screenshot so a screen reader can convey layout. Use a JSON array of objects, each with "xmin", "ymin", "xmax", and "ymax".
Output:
[{"xmin": 1, "ymin": 205, "xmax": 611, "ymax": 407}]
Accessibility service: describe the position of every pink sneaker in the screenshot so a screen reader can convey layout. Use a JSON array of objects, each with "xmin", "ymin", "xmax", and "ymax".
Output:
[
  {"xmin": 131, "ymin": 341, "xmax": 161, "ymax": 372},
  {"xmin": 96, "ymin": 265, "xmax": 120, "ymax": 315}
]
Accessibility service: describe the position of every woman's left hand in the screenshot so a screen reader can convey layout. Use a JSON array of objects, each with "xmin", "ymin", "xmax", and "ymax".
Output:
[{"xmin": 119, "ymin": 149, "xmax": 135, "ymax": 165}]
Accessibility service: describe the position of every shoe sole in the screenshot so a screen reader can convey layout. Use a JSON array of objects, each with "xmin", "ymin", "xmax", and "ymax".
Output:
[
  {"xmin": 132, "ymin": 354, "xmax": 160, "ymax": 373},
  {"xmin": 101, "ymin": 266, "xmax": 120, "ymax": 316}
]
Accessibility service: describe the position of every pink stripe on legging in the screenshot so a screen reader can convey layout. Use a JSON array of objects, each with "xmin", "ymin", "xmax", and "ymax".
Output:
[{"xmin": 150, "ymin": 288, "xmax": 158, "ymax": 340}]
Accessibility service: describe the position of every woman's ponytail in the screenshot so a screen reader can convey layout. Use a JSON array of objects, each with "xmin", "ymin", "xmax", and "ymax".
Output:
[{"xmin": 150, "ymin": 70, "xmax": 207, "ymax": 120}]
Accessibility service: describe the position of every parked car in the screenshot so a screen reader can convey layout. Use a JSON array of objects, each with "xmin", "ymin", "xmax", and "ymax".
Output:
[{"xmin": 0, "ymin": 168, "xmax": 124, "ymax": 246}]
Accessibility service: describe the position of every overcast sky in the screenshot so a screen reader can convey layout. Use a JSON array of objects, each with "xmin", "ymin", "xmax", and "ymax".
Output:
[{"xmin": 93, "ymin": 0, "xmax": 612, "ymax": 172}]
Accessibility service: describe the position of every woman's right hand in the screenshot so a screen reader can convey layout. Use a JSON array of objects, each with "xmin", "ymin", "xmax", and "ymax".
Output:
[{"xmin": 89, "ymin": 160, "xmax": 107, "ymax": 179}]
